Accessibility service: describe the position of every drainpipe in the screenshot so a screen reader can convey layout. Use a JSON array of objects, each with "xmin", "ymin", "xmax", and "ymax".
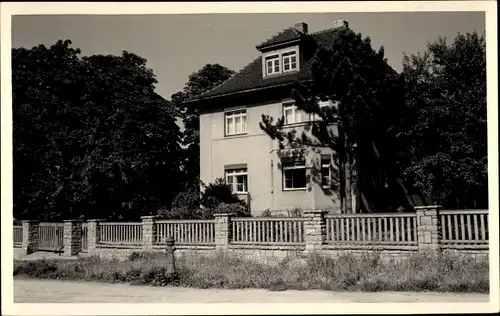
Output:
[{"xmin": 269, "ymin": 148, "xmax": 280, "ymax": 211}]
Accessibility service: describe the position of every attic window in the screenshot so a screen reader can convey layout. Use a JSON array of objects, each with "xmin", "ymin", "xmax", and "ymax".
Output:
[
  {"xmin": 265, "ymin": 54, "xmax": 280, "ymax": 75},
  {"xmin": 282, "ymin": 51, "xmax": 297, "ymax": 72},
  {"xmin": 263, "ymin": 47, "xmax": 300, "ymax": 78}
]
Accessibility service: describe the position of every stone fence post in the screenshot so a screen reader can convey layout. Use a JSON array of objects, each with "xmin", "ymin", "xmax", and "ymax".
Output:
[
  {"xmin": 141, "ymin": 215, "xmax": 157, "ymax": 251},
  {"xmin": 303, "ymin": 209, "xmax": 327, "ymax": 253},
  {"xmin": 22, "ymin": 220, "xmax": 39, "ymax": 255},
  {"xmin": 87, "ymin": 219, "xmax": 105, "ymax": 254},
  {"xmin": 165, "ymin": 237, "xmax": 176, "ymax": 274},
  {"xmin": 63, "ymin": 219, "xmax": 83, "ymax": 256},
  {"xmin": 415, "ymin": 205, "xmax": 442, "ymax": 251},
  {"xmin": 214, "ymin": 213, "xmax": 233, "ymax": 250}
]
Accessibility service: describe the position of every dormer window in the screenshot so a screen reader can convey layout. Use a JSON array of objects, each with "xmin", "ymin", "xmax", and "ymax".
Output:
[
  {"xmin": 282, "ymin": 51, "xmax": 297, "ymax": 72},
  {"xmin": 265, "ymin": 54, "xmax": 280, "ymax": 75},
  {"xmin": 262, "ymin": 46, "xmax": 300, "ymax": 78}
]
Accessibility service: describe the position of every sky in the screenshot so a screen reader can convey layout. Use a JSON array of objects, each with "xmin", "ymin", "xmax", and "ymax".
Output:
[{"xmin": 12, "ymin": 12, "xmax": 485, "ymax": 102}]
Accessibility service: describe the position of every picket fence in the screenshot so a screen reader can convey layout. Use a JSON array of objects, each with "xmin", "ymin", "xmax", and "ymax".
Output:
[
  {"xmin": 14, "ymin": 209, "xmax": 489, "ymax": 252},
  {"xmin": 325, "ymin": 213, "xmax": 418, "ymax": 246}
]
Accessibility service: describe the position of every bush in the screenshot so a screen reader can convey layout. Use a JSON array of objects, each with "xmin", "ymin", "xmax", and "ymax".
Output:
[
  {"xmin": 287, "ymin": 207, "xmax": 303, "ymax": 217},
  {"xmin": 158, "ymin": 186, "xmax": 202, "ymax": 219},
  {"xmin": 215, "ymin": 202, "xmax": 251, "ymax": 217},
  {"xmin": 201, "ymin": 178, "xmax": 246, "ymax": 210},
  {"xmin": 259, "ymin": 207, "xmax": 304, "ymax": 218},
  {"xmin": 260, "ymin": 209, "xmax": 273, "ymax": 217},
  {"xmin": 158, "ymin": 178, "xmax": 251, "ymax": 219},
  {"xmin": 14, "ymin": 251, "xmax": 489, "ymax": 293}
]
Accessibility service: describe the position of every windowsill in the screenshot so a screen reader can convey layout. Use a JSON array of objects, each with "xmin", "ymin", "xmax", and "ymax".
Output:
[
  {"xmin": 283, "ymin": 121, "xmax": 338, "ymax": 128},
  {"xmin": 235, "ymin": 192, "xmax": 248, "ymax": 195},
  {"xmin": 224, "ymin": 132, "xmax": 248, "ymax": 138},
  {"xmin": 263, "ymin": 69, "xmax": 300, "ymax": 79},
  {"xmin": 265, "ymin": 72, "xmax": 281, "ymax": 77},
  {"xmin": 283, "ymin": 188, "xmax": 307, "ymax": 192},
  {"xmin": 283, "ymin": 122, "xmax": 311, "ymax": 128}
]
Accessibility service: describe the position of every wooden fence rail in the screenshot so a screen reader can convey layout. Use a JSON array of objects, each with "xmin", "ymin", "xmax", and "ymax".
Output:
[
  {"xmin": 99, "ymin": 222, "xmax": 142, "ymax": 245},
  {"xmin": 325, "ymin": 213, "xmax": 418, "ymax": 245},
  {"xmin": 13, "ymin": 226, "xmax": 23, "ymax": 247},
  {"xmin": 440, "ymin": 209, "xmax": 489, "ymax": 249},
  {"xmin": 155, "ymin": 220, "xmax": 215, "ymax": 245},
  {"xmin": 230, "ymin": 217, "xmax": 305, "ymax": 245}
]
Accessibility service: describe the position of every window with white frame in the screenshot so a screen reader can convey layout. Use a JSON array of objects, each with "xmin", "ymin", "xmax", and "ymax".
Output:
[
  {"xmin": 282, "ymin": 159, "xmax": 307, "ymax": 190},
  {"xmin": 312, "ymin": 100, "xmax": 332, "ymax": 121},
  {"xmin": 225, "ymin": 110, "xmax": 247, "ymax": 136},
  {"xmin": 283, "ymin": 103, "xmax": 305, "ymax": 125},
  {"xmin": 225, "ymin": 168, "xmax": 248, "ymax": 193},
  {"xmin": 321, "ymin": 156, "xmax": 332, "ymax": 189},
  {"xmin": 265, "ymin": 54, "xmax": 280, "ymax": 76},
  {"xmin": 282, "ymin": 51, "xmax": 298, "ymax": 72}
]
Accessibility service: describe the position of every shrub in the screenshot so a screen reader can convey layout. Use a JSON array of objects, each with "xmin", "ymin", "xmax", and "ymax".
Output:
[
  {"xmin": 201, "ymin": 178, "xmax": 246, "ymax": 210},
  {"xmin": 259, "ymin": 207, "xmax": 304, "ymax": 217},
  {"xmin": 158, "ymin": 178, "xmax": 251, "ymax": 219},
  {"xmin": 215, "ymin": 202, "xmax": 251, "ymax": 217},
  {"xmin": 260, "ymin": 209, "xmax": 273, "ymax": 217},
  {"xmin": 158, "ymin": 186, "xmax": 203, "ymax": 219},
  {"xmin": 287, "ymin": 207, "xmax": 303, "ymax": 217}
]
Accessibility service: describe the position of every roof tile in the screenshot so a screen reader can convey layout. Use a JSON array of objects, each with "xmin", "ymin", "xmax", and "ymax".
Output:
[{"xmin": 255, "ymin": 27, "xmax": 302, "ymax": 50}]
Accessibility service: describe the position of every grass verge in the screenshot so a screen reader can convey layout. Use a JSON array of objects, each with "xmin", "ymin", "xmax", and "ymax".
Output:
[{"xmin": 13, "ymin": 251, "xmax": 489, "ymax": 293}]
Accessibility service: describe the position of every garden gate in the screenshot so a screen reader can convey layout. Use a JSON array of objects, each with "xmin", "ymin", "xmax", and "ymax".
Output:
[{"xmin": 38, "ymin": 222, "xmax": 64, "ymax": 253}]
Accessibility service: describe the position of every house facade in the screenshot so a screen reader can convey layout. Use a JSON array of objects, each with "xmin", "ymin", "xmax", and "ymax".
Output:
[{"xmin": 187, "ymin": 20, "xmax": 358, "ymax": 216}]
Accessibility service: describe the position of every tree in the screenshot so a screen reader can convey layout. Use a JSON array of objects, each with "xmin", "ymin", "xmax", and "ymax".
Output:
[
  {"xmin": 13, "ymin": 40, "xmax": 86, "ymax": 220},
  {"xmin": 260, "ymin": 26, "xmax": 403, "ymax": 213},
  {"xmin": 12, "ymin": 40, "xmax": 185, "ymax": 221},
  {"xmin": 394, "ymin": 31, "xmax": 487, "ymax": 209},
  {"xmin": 173, "ymin": 64, "xmax": 235, "ymax": 188}
]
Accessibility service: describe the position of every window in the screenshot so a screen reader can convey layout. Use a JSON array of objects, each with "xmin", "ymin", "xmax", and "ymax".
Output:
[
  {"xmin": 263, "ymin": 48, "xmax": 299, "ymax": 77},
  {"xmin": 283, "ymin": 103, "xmax": 304, "ymax": 125},
  {"xmin": 312, "ymin": 100, "xmax": 332, "ymax": 121},
  {"xmin": 283, "ymin": 159, "xmax": 307, "ymax": 190},
  {"xmin": 321, "ymin": 156, "xmax": 332, "ymax": 189},
  {"xmin": 282, "ymin": 51, "xmax": 297, "ymax": 72},
  {"xmin": 225, "ymin": 110, "xmax": 247, "ymax": 136},
  {"xmin": 225, "ymin": 168, "xmax": 248, "ymax": 193},
  {"xmin": 265, "ymin": 54, "xmax": 280, "ymax": 75}
]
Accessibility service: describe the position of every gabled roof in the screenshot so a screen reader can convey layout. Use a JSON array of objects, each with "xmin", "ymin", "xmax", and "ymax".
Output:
[
  {"xmin": 186, "ymin": 25, "xmax": 396, "ymax": 105},
  {"xmin": 186, "ymin": 28, "xmax": 342, "ymax": 105}
]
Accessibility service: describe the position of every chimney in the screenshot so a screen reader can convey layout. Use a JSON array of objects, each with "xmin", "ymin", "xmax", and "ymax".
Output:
[
  {"xmin": 333, "ymin": 19, "xmax": 349, "ymax": 29},
  {"xmin": 294, "ymin": 22, "xmax": 308, "ymax": 34}
]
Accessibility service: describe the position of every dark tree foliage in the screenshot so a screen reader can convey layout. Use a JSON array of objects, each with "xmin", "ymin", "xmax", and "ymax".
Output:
[
  {"xmin": 13, "ymin": 40, "xmax": 184, "ymax": 221},
  {"xmin": 173, "ymin": 64, "xmax": 235, "ymax": 188},
  {"xmin": 394, "ymin": 31, "xmax": 487, "ymax": 208}
]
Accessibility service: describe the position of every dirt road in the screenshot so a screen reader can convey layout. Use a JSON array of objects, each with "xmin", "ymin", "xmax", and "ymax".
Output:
[{"xmin": 14, "ymin": 279, "xmax": 489, "ymax": 303}]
